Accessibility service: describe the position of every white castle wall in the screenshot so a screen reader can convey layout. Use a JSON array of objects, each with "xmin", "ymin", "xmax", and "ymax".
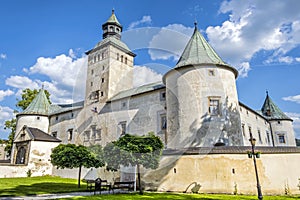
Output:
[{"xmin": 16, "ymin": 115, "xmax": 49, "ymax": 135}]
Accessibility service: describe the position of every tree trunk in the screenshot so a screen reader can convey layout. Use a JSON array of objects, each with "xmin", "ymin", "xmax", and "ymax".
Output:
[
  {"xmin": 137, "ymin": 163, "xmax": 143, "ymax": 195},
  {"xmin": 78, "ymin": 165, "xmax": 82, "ymax": 188}
]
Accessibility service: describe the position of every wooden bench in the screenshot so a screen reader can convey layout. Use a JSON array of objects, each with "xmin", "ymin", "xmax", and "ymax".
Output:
[
  {"xmin": 94, "ymin": 178, "xmax": 112, "ymax": 194},
  {"xmin": 84, "ymin": 179, "xmax": 95, "ymax": 191},
  {"xmin": 112, "ymin": 181, "xmax": 135, "ymax": 193}
]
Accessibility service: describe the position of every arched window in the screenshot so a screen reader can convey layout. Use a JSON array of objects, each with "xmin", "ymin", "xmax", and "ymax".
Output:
[{"xmin": 16, "ymin": 146, "xmax": 26, "ymax": 164}]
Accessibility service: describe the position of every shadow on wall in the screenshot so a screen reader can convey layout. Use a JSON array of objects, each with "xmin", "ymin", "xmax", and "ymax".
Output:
[{"xmin": 186, "ymin": 96, "xmax": 243, "ymax": 148}]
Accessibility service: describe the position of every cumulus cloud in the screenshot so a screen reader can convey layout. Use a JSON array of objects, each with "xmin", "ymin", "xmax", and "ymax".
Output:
[
  {"xmin": 148, "ymin": 24, "xmax": 193, "ymax": 61},
  {"xmin": 6, "ymin": 49, "xmax": 87, "ymax": 104},
  {"xmin": 0, "ymin": 106, "xmax": 14, "ymax": 139},
  {"xmin": 205, "ymin": 0, "xmax": 300, "ymax": 77},
  {"xmin": 285, "ymin": 112, "xmax": 300, "ymax": 138},
  {"xmin": 5, "ymin": 76, "xmax": 39, "ymax": 89},
  {"xmin": 133, "ymin": 66, "xmax": 163, "ymax": 87},
  {"xmin": 128, "ymin": 16, "xmax": 152, "ymax": 30},
  {"xmin": 0, "ymin": 90, "xmax": 14, "ymax": 101},
  {"xmin": 283, "ymin": 95, "xmax": 300, "ymax": 104}
]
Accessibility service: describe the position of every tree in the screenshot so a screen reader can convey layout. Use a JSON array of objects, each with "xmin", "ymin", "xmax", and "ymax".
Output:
[
  {"xmin": 103, "ymin": 133, "xmax": 164, "ymax": 194},
  {"xmin": 50, "ymin": 144, "xmax": 105, "ymax": 188},
  {"xmin": 4, "ymin": 118, "xmax": 16, "ymax": 157},
  {"xmin": 3, "ymin": 88, "xmax": 51, "ymax": 157}
]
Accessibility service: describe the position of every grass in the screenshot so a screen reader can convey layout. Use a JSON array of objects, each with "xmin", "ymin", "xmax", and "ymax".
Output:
[
  {"xmin": 60, "ymin": 192, "xmax": 300, "ymax": 200},
  {"xmin": 0, "ymin": 176, "xmax": 299, "ymax": 199},
  {"xmin": 0, "ymin": 175, "xmax": 86, "ymax": 197}
]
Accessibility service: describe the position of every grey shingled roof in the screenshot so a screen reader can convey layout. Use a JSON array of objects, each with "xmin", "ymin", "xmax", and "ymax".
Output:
[
  {"xmin": 20, "ymin": 89, "xmax": 51, "ymax": 116},
  {"xmin": 172, "ymin": 24, "xmax": 238, "ymax": 77},
  {"xmin": 105, "ymin": 9, "xmax": 121, "ymax": 26},
  {"xmin": 109, "ymin": 81, "xmax": 165, "ymax": 101},
  {"xmin": 260, "ymin": 93, "xmax": 292, "ymax": 121}
]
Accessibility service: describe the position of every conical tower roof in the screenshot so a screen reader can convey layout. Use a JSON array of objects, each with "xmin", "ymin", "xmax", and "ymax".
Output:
[
  {"xmin": 261, "ymin": 92, "xmax": 292, "ymax": 121},
  {"xmin": 174, "ymin": 23, "xmax": 238, "ymax": 77},
  {"xmin": 105, "ymin": 9, "xmax": 121, "ymax": 26},
  {"xmin": 20, "ymin": 89, "xmax": 51, "ymax": 116}
]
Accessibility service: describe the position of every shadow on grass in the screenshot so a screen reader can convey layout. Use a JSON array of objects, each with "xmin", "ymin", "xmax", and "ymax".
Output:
[{"xmin": 0, "ymin": 182, "xmax": 86, "ymax": 197}]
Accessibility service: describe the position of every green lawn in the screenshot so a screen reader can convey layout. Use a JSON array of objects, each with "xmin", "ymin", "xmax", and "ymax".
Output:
[
  {"xmin": 61, "ymin": 192, "xmax": 300, "ymax": 200},
  {"xmin": 0, "ymin": 176, "xmax": 299, "ymax": 200},
  {"xmin": 0, "ymin": 176, "xmax": 86, "ymax": 197}
]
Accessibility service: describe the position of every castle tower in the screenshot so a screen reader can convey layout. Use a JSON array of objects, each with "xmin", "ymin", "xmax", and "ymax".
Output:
[
  {"xmin": 85, "ymin": 10, "xmax": 136, "ymax": 106},
  {"xmin": 163, "ymin": 23, "xmax": 242, "ymax": 148},
  {"xmin": 15, "ymin": 89, "xmax": 51, "ymax": 135},
  {"xmin": 261, "ymin": 92, "xmax": 296, "ymax": 146}
]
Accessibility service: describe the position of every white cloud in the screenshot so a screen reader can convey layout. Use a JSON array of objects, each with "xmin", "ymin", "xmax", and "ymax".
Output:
[
  {"xmin": 133, "ymin": 66, "xmax": 163, "ymax": 87},
  {"xmin": 0, "ymin": 90, "xmax": 14, "ymax": 101},
  {"xmin": 0, "ymin": 53, "xmax": 7, "ymax": 59},
  {"xmin": 128, "ymin": 16, "xmax": 152, "ymax": 30},
  {"xmin": 285, "ymin": 112, "xmax": 300, "ymax": 138},
  {"xmin": 5, "ymin": 76, "xmax": 39, "ymax": 89},
  {"xmin": 6, "ymin": 49, "xmax": 87, "ymax": 104},
  {"xmin": 283, "ymin": 95, "xmax": 300, "ymax": 104},
  {"xmin": 0, "ymin": 106, "xmax": 14, "ymax": 139},
  {"xmin": 205, "ymin": 0, "xmax": 300, "ymax": 77},
  {"xmin": 148, "ymin": 24, "xmax": 193, "ymax": 61}
]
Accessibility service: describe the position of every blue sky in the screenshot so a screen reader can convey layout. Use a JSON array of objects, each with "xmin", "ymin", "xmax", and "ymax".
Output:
[{"xmin": 1, "ymin": 0, "xmax": 300, "ymax": 139}]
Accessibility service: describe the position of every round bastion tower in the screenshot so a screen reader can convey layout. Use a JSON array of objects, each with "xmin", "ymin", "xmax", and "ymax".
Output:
[{"xmin": 163, "ymin": 23, "xmax": 243, "ymax": 149}]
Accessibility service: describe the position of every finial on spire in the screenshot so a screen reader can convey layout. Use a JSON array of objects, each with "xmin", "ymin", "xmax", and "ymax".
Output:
[
  {"xmin": 194, "ymin": 20, "xmax": 198, "ymax": 29},
  {"xmin": 112, "ymin": 8, "xmax": 115, "ymax": 14},
  {"xmin": 266, "ymin": 90, "xmax": 269, "ymax": 96}
]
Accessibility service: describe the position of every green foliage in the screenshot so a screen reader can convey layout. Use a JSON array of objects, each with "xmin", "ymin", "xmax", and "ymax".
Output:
[
  {"xmin": 26, "ymin": 169, "xmax": 32, "ymax": 177},
  {"xmin": 16, "ymin": 88, "xmax": 51, "ymax": 111},
  {"xmin": 51, "ymin": 144, "xmax": 105, "ymax": 187},
  {"xmin": 103, "ymin": 133, "xmax": 164, "ymax": 170},
  {"xmin": 51, "ymin": 144, "xmax": 104, "ymax": 169},
  {"xmin": 4, "ymin": 118, "xmax": 17, "ymax": 156},
  {"xmin": 103, "ymin": 133, "xmax": 164, "ymax": 194}
]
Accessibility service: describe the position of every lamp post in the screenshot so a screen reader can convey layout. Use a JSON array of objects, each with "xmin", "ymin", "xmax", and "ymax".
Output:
[{"xmin": 249, "ymin": 133, "xmax": 263, "ymax": 200}]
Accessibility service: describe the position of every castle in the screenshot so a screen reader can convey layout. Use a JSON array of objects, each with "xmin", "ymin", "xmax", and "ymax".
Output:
[{"xmin": 1, "ymin": 10, "xmax": 300, "ymax": 195}]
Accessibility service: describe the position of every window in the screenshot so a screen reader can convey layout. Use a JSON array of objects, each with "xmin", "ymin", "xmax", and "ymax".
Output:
[
  {"xmin": 84, "ymin": 131, "xmax": 90, "ymax": 142},
  {"xmin": 100, "ymin": 91, "xmax": 104, "ymax": 97},
  {"xmin": 101, "ymin": 78, "xmax": 104, "ymax": 83},
  {"xmin": 241, "ymin": 124, "xmax": 245, "ymax": 137},
  {"xmin": 160, "ymin": 91, "xmax": 166, "ymax": 101},
  {"xmin": 96, "ymin": 129, "xmax": 101, "ymax": 140},
  {"xmin": 55, "ymin": 116, "xmax": 58, "ymax": 121},
  {"xmin": 121, "ymin": 55, "xmax": 124, "ymax": 62},
  {"xmin": 258, "ymin": 130, "xmax": 262, "ymax": 144},
  {"xmin": 91, "ymin": 125, "xmax": 96, "ymax": 139},
  {"xmin": 208, "ymin": 69, "xmax": 215, "ymax": 76},
  {"xmin": 71, "ymin": 113, "xmax": 74, "ymax": 118},
  {"xmin": 121, "ymin": 101, "xmax": 127, "ymax": 109},
  {"xmin": 209, "ymin": 97, "xmax": 220, "ymax": 115},
  {"xmin": 117, "ymin": 53, "xmax": 119, "ymax": 60},
  {"xmin": 37, "ymin": 116, "xmax": 40, "ymax": 120},
  {"xmin": 277, "ymin": 121, "xmax": 282, "ymax": 125},
  {"xmin": 98, "ymin": 54, "xmax": 100, "ymax": 61},
  {"xmin": 91, "ymin": 69, "xmax": 94, "ymax": 75},
  {"xmin": 266, "ymin": 131, "xmax": 271, "ymax": 144},
  {"xmin": 102, "ymin": 66, "xmax": 105, "ymax": 71},
  {"xmin": 248, "ymin": 126, "xmax": 252, "ymax": 138},
  {"xmin": 68, "ymin": 129, "xmax": 73, "ymax": 141},
  {"xmin": 278, "ymin": 135, "xmax": 286, "ymax": 143},
  {"xmin": 94, "ymin": 56, "xmax": 96, "ymax": 63},
  {"xmin": 160, "ymin": 114, "xmax": 167, "ymax": 130},
  {"xmin": 91, "ymin": 82, "xmax": 93, "ymax": 87},
  {"xmin": 120, "ymin": 121, "xmax": 127, "ymax": 136},
  {"xmin": 52, "ymin": 132, "xmax": 57, "ymax": 138},
  {"xmin": 125, "ymin": 57, "xmax": 128, "ymax": 64}
]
